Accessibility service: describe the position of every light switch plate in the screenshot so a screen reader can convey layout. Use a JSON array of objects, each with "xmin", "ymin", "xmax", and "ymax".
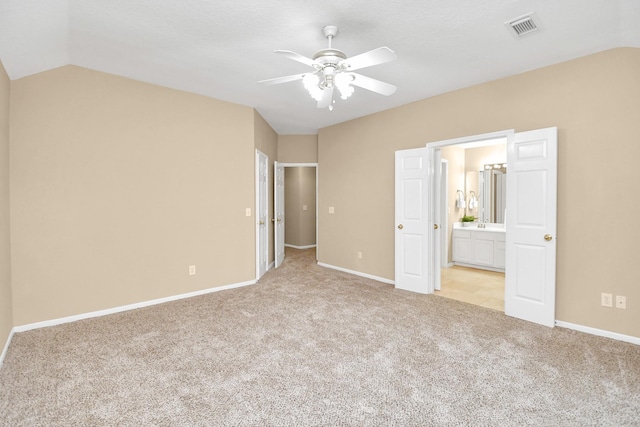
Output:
[
  {"xmin": 329, "ymin": 207, "xmax": 335, "ymax": 214},
  {"xmin": 246, "ymin": 208, "xmax": 251, "ymax": 217}
]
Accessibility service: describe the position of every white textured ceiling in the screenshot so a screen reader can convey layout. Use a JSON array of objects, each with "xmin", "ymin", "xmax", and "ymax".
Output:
[{"xmin": 0, "ymin": 0, "xmax": 638, "ymax": 134}]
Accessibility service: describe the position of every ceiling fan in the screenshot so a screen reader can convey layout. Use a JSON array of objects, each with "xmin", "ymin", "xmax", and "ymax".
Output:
[{"xmin": 258, "ymin": 25, "xmax": 397, "ymax": 110}]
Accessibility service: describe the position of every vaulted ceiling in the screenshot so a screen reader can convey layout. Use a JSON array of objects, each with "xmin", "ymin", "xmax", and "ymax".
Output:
[{"xmin": 0, "ymin": 0, "xmax": 638, "ymax": 134}]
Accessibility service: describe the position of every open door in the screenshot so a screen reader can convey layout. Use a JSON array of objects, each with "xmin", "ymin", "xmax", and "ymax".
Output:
[
  {"xmin": 505, "ymin": 127, "xmax": 558, "ymax": 327},
  {"xmin": 395, "ymin": 147, "xmax": 430, "ymax": 293},
  {"xmin": 255, "ymin": 150, "xmax": 268, "ymax": 279},
  {"xmin": 274, "ymin": 162, "xmax": 285, "ymax": 268},
  {"xmin": 432, "ymin": 150, "xmax": 443, "ymax": 291}
]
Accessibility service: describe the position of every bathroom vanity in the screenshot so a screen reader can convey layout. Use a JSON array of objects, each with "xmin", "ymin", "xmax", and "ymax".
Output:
[{"xmin": 452, "ymin": 223, "xmax": 505, "ymax": 272}]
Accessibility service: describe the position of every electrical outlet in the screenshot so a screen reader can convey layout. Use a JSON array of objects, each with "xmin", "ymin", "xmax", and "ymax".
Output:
[
  {"xmin": 616, "ymin": 296, "xmax": 626, "ymax": 309},
  {"xmin": 357, "ymin": 251, "xmax": 362, "ymax": 259},
  {"xmin": 189, "ymin": 265, "xmax": 196, "ymax": 276},
  {"xmin": 601, "ymin": 293, "xmax": 613, "ymax": 308}
]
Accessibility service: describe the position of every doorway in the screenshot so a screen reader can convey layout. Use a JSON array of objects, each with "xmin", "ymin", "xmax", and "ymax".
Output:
[
  {"xmin": 435, "ymin": 138, "xmax": 507, "ymax": 311},
  {"xmin": 284, "ymin": 166, "xmax": 317, "ymax": 249},
  {"xmin": 274, "ymin": 163, "xmax": 318, "ymax": 267},
  {"xmin": 395, "ymin": 127, "xmax": 558, "ymax": 327}
]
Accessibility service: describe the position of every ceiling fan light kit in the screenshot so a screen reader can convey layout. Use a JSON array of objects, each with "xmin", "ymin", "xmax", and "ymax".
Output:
[{"xmin": 258, "ymin": 25, "xmax": 397, "ymax": 110}]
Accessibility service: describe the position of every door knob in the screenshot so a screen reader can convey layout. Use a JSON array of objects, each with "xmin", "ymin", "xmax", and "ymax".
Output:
[
  {"xmin": 544, "ymin": 234, "xmax": 553, "ymax": 241},
  {"xmin": 258, "ymin": 221, "xmax": 264, "ymax": 225},
  {"xmin": 397, "ymin": 224, "xmax": 403, "ymax": 229},
  {"xmin": 277, "ymin": 218, "xmax": 282, "ymax": 222},
  {"xmin": 434, "ymin": 224, "xmax": 439, "ymax": 230},
  {"xmin": 271, "ymin": 218, "xmax": 276, "ymax": 222}
]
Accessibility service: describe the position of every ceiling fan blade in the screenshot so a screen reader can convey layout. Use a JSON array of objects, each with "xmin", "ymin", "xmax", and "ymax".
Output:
[
  {"xmin": 350, "ymin": 73, "xmax": 397, "ymax": 96},
  {"xmin": 317, "ymin": 87, "xmax": 334, "ymax": 109},
  {"xmin": 275, "ymin": 50, "xmax": 319, "ymax": 68},
  {"xmin": 339, "ymin": 47, "xmax": 397, "ymax": 71},
  {"xmin": 257, "ymin": 73, "xmax": 305, "ymax": 86}
]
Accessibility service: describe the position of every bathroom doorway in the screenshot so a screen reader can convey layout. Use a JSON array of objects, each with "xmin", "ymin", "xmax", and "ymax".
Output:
[{"xmin": 434, "ymin": 137, "xmax": 507, "ymax": 311}]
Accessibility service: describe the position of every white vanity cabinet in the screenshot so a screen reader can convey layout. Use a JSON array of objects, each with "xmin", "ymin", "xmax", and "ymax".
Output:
[{"xmin": 452, "ymin": 227, "xmax": 505, "ymax": 272}]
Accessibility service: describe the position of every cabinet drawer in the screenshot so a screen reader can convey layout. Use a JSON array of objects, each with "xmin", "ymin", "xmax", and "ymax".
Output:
[{"xmin": 453, "ymin": 230, "xmax": 471, "ymax": 239}]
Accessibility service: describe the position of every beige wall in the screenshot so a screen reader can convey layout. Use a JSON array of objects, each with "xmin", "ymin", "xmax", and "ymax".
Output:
[
  {"xmin": 277, "ymin": 135, "xmax": 318, "ymax": 163},
  {"xmin": 284, "ymin": 167, "xmax": 316, "ymax": 247},
  {"xmin": 465, "ymin": 144, "xmax": 506, "ymax": 173},
  {"xmin": 254, "ymin": 111, "xmax": 278, "ymax": 266},
  {"xmin": 318, "ymin": 48, "xmax": 640, "ymax": 338},
  {"xmin": 0, "ymin": 61, "xmax": 12, "ymax": 349},
  {"xmin": 10, "ymin": 65, "xmax": 256, "ymax": 325}
]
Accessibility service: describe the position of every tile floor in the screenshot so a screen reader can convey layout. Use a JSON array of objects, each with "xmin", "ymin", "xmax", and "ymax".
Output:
[{"xmin": 435, "ymin": 266, "xmax": 505, "ymax": 311}]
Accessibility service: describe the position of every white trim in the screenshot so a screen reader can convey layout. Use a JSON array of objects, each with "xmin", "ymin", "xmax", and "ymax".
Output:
[
  {"xmin": 13, "ymin": 279, "xmax": 256, "ymax": 333},
  {"xmin": 267, "ymin": 261, "xmax": 275, "ymax": 271},
  {"xmin": 278, "ymin": 162, "xmax": 318, "ymax": 167},
  {"xmin": 0, "ymin": 327, "xmax": 16, "ymax": 369},
  {"xmin": 317, "ymin": 262, "xmax": 395, "ymax": 285},
  {"xmin": 453, "ymin": 262, "xmax": 505, "ymax": 273},
  {"xmin": 284, "ymin": 244, "xmax": 317, "ymax": 250},
  {"xmin": 555, "ymin": 321, "xmax": 640, "ymax": 346},
  {"xmin": 426, "ymin": 129, "xmax": 513, "ymax": 149},
  {"xmin": 440, "ymin": 159, "xmax": 449, "ymax": 269}
]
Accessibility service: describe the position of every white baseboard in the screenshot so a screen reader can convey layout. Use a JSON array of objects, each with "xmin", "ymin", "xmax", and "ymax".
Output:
[
  {"xmin": 13, "ymin": 279, "xmax": 256, "ymax": 334},
  {"xmin": 317, "ymin": 262, "xmax": 395, "ymax": 285},
  {"xmin": 555, "ymin": 321, "xmax": 640, "ymax": 346},
  {"xmin": 284, "ymin": 244, "xmax": 317, "ymax": 250},
  {"xmin": 0, "ymin": 327, "xmax": 15, "ymax": 370}
]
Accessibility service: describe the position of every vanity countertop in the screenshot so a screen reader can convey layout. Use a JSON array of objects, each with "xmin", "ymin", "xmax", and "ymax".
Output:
[{"xmin": 453, "ymin": 223, "xmax": 505, "ymax": 233}]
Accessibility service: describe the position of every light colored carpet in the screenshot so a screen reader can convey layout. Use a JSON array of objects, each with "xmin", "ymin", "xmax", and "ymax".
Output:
[{"xmin": 0, "ymin": 248, "xmax": 638, "ymax": 426}]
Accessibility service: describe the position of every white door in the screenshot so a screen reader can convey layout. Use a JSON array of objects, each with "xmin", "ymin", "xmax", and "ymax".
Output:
[
  {"xmin": 256, "ymin": 150, "xmax": 268, "ymax": 279},
  {"xmin": 433, "ymin": 150, "xmax": 443, "ymax": 291},
  {"xmin": 274, "ymin": 162, "xmax": 285, "ymax": 268},
  {"xmin": 395, "ymin": 147, "xmax": 430, "ymax": 293},
  {"xmin": 505, "ymin": 127, "xmax": 557, "ymax": 327}
]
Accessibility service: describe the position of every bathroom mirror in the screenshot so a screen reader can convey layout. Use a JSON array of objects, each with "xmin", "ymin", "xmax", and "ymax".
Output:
[{"xmin": 466, "ymin": 164, "xmax": 507, "ymax": 223}]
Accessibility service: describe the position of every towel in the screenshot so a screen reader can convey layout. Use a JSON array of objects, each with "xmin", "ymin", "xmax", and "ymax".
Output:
[{"xmin": 468, "ymin": 196, "xmax": 477, "ymax": 210}]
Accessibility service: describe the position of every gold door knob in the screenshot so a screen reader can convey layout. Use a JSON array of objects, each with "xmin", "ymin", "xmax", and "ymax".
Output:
[
  {"xmin": 258, "ymin": 221, "xmax": 264, "ymax": 225},
  {"xmin": 277, "ymin": 218, "xmax": 282, "ymax": 222},
  {"xmin": 544, "ymin": 234, "xmax": 553, "ymax": 241},
  {"xmin": 271, "ymin": 218, "xmax": 276, "ymax": 222},
  {"xmin": 434, "ymin": 224, "xmax": 439, "ymax": 230},
  {"xmin": 397, "ymin": 224, "xmax": 403, "ymax": 229}
]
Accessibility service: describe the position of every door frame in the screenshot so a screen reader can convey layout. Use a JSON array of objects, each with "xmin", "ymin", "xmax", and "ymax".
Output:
[
  {"xmin": 426, "ymin": 129, "xmax": 514, "ymax": 293},
  {"xmin": 278, "ymin": 162, "xmax": 318, "ymax": 260},
  {"xmin": 440, "ymin": 159, "xmax": 449, "ymax": 269}
]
